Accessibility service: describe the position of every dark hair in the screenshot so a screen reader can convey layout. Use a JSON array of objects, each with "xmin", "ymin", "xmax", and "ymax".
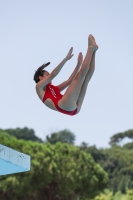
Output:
[{"xmin": 33, "ymin": 62, "xmax": 50, "ymax": 83}]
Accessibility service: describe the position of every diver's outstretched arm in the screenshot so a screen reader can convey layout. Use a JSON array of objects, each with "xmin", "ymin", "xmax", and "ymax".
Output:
[
  {"xmin": 57, "ymin": 52, "xmax": 83, "ymax": 91},
  {"xmin": 52, "ymin": 47, "xmax": 74, "ymax": 77},
  {"xmin": 36, "ymin": 48, "xmax": 73, "ymax": 90},
  {"xmin": 68, "ymin": 52, "xmax": 83, "ymax": 83}
]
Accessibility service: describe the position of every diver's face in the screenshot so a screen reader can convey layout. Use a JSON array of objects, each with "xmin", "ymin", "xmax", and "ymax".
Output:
[
  {"xmin": 39, "ymin": 71, "xmax": 50, "ymax": 81},
  {"xmin": 43, "ymin": 71, "xmax": 50, "ymax": 78}
]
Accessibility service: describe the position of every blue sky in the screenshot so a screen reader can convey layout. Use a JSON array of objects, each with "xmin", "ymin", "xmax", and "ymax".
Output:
[{"xmin": 0, "ymin": 0, "xmax": 133, "ymax": 148}]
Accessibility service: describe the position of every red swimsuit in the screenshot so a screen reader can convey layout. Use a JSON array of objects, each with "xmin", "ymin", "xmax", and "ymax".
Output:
[{"xmin": 42, "ymin": 83, "xmax": 77, "ymax": 116}]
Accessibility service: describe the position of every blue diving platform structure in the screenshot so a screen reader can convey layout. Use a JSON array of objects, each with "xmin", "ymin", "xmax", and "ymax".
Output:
[{"xmin": 0, "ymin": 144, "xmax": 30, "ymax": 175}]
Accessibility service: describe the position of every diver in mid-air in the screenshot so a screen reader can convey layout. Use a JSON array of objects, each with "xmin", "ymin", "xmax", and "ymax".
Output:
[{"xmin": 34, "ymin": 34, "xmax": 98, "ymax": 116}]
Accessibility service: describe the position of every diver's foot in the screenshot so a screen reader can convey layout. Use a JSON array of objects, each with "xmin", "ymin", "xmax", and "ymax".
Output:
[{"xmin": 88, "ymin": 34, "xmax": 98, "ymax": 51}]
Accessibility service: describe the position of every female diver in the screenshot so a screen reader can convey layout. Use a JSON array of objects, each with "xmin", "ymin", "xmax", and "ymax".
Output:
[{"xmin": 34, "ymin": 34, "xmax": 98, "ymax": 116}]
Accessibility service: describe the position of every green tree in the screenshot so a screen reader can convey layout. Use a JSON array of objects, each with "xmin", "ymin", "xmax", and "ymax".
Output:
[
  {"xmin": 3, "ymin": 127, "xmax": 43, "ymax": 143},
  {"xmin": 109, "ymin": 132, "xmax": 124, "ymax": 146},
  {"xmin": 124, "ymin": 130, "xmax": 133, "ymax": 143},
  {"xmin": 80, "ymin": 143, "xmax": 133, "ymax": 194},
  {"xmin": 83, "ymin": 145, "xmax": 105, "ymax": 163},
  {"xmin": 80, "ymin": 142, "xmax": 89, "ymax": 150},
  {"xmin": 46, "ymin": 129, "xmax": 75, "ymax": 144},
  {"xmin": 94, "ymin": 190, "xmax": 113, "ymax": 200},
  {"xmin": 109, "ymin": 130, "xmax": 133, "ymax": 146},
  {"xmin": 123, "ymin": 142, "xmax": 133, "ymax": 150},
  {"xmin": 125, "ymin": 189, "xmax": 133, "ymax": 200},
  {"xmin": 98, "ymin": 146, "xmax": 133, "ymax": 193},
  {"xmin": 0, "ymin": 130, "xmax": 108, "ymax": 200}
]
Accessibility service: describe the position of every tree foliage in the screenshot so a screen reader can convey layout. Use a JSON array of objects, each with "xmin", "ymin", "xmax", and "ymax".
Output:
[
  {"xmin": 81, "ymin": 144, "xmax": 133, "ymax": 194},
  {"xmin": 123, "ymin": 142, "xmax": 133, "ymax": 150},
  {"xmin": 1, "ymin": 127, "xmax": 133, "ymax": 199},
  {"xmin": 80, "ymin": 142, "xmax": 89, "ymax": 150},
  {"xmin": 93, "ymin": 190, "xmax": 113, "ymax": 200},
  {"xmin": 126, "ymin": 189, "xmax": 133, "ymax": 200},
  {"xmin": 92, "ymin": 189, "xmax": 133, "ymax": 200},
  {"xmin": 0, "ymin": 130, "xmax": 108, "ymax": 200},
  {"xmin": 109, "ymin": 130, "xmax": 133, "ymax": 146},
  {"xmin": 109, "ymin": 133, "xmax": 124, "ymax": 146},
  {"xmin": 2, "ymin": 127, "xmax": 43, "ymax": 143},
  {"xmin": 46, "ymin": 129, "xmax": 76, "ymax": 144}
]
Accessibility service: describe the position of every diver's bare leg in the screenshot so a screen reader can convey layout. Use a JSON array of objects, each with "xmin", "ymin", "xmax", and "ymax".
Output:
[
  {"xmin": 58, "ymin": 35, "xmax": 98, "ymax": 111},
  {"xmin": 76, "ymin": 51, "xmax": 96, "ymax": 113}
]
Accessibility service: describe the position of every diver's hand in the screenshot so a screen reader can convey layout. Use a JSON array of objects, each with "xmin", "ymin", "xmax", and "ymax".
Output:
[
  {"xmin": 65, "ymin": 47, "xmax": 74, "ymax": 60},
  {"xmin": 77, "ymin": 52, "xmax": 83, "ymax": 66}
]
